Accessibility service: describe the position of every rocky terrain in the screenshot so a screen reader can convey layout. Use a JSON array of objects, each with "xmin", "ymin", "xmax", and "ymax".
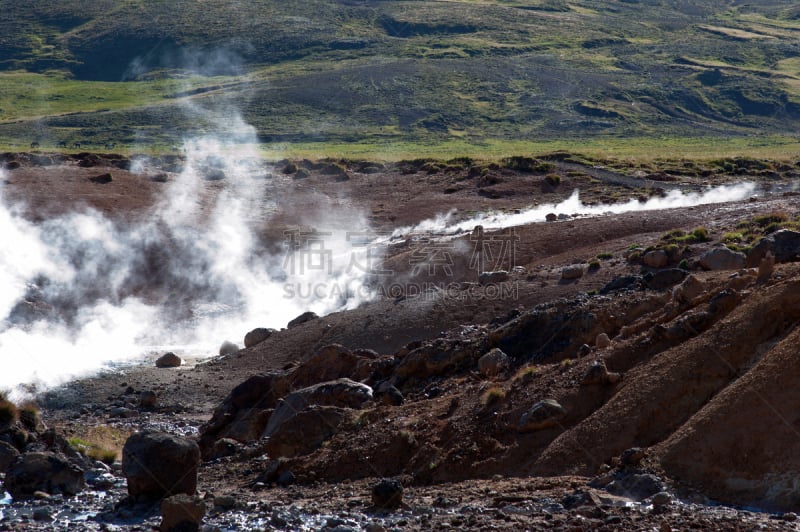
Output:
[{"xmin": 3, "ymin": 152, "xmax": 800, "ymax": 530}]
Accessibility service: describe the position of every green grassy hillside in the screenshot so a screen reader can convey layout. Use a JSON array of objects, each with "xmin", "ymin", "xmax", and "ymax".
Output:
[{"xmin": 2, "ymin": 1, "xmax": 800, "ymax": 157}]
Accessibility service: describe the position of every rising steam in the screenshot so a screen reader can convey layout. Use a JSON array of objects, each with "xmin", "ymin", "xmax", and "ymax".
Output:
[
  {"xmin": 397, "ymin": 182, "xmax": 758, "ymax": 236},
  {"xmin": 0, "ymin": 134, "xmax": 373, "ymax": 399}
]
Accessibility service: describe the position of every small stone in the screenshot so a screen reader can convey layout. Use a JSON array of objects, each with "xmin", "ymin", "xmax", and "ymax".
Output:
[
  {"xmin": 643, "ymin": 250, "xmax": 669, "ymax": 269},
  {"xmin": 372, "ymin": 478, "xmax": 403, "ymax": 509},
  {"xmin": 156, "ymin": 352, "xmax": 182, "ymax": 368},
  {"xmin": 139, "ymin": 390, "xmax": 157, "ymax": 409},
  {"xmin": 546, "ymin": 213, "xmax": 557, "ymax": 222},
  {"xmin": 782, "ymin": 512, "xmax": 798, "ymax": 522},
  {"xmin": 561, "ymin": 264, "xmax": 585, "ymax": 280},
  {"xmin": 478, "ymin": 348, "xmax": 510, "ymax": 377},
  {"xmin": 160, "ymin": 493, "xmax": 206, "ymax": 532},
  {"xmin": 33, "ymin": 508, "xmax": 53, "ymax": 522},
  {"xmin": 595, "ymin": 333, "xmax": 611, "ymax": 348},
  {"xmin": 651, "ymin": 492, "xmax": 672, "ymax": 507}
]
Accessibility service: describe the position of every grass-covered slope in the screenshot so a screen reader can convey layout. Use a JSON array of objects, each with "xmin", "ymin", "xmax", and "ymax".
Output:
[{"xmin": 2, "ymin": 1, "xmax": 800, "ymax": 154}]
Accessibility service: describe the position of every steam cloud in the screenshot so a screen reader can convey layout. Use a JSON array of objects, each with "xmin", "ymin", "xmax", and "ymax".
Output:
[
  {"xmin": 0, "ymin": 128, "xmax": 374, "ymax": 400},
  {"xmin": 397, "ymin": 183, "xmax": 758, "ymax": 236}
]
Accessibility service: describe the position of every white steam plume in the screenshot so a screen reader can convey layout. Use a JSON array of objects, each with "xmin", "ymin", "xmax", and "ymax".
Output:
[
  {"xmin": 396, "ymin": 182, "xmax": 757, "ymax": 236},
  {"xmin": 0, "ymin": 128, "xmax": 376, "ymax": 399}
]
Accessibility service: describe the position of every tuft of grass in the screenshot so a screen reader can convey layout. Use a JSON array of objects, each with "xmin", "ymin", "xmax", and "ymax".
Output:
[
  {"xmin": 661, "ymin": 227, "xmax": 710, "ymax": 244},
  {"xmin": 0, "ymin": 394, "xmax": 18, "ymax": 425},
  {"xmin": 66, "ymin": 425, "xmax": 130, "ymax": 465},
  {"xmin": 482, "ymin": 386, "xmax": 506, "ymax": 405},
  {"xmin": 588, "ymin": 260, "xmax": 601, "ymax": 271},
  {"xmin": 597, "ymin": 252, "xmax": 613, "ymax": 260},
  {"xmin": 545, "ymin": 173, "xmax": 561, "ymax": 186}
]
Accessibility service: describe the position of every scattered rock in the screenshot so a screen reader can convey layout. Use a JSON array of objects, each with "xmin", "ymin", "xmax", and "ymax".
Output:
[
  {"xmin": 376, "ymin": 383, "xmax": 404, "ymax": 406},
  {"xmin": 545, "ymin": 213, "xmax": 557, "ymax": 222},
  {"xmin": 156, "ymin": 352, "xmax": 182, "ymax": 368},
  {"xmin": 372, "ymin": 478, "xmax": 403, "ymax": 509},
  {"xmin": 4, "ymin": 452, "xmax": 85, "ymax": 499},
  {"xmin": 647, "ymin": 268, "xmax": 688, "ymax": 291},
  {"xmin": 620, "ymin": 447, "xmax": 646, "ymax": 467},
  {"xmin": 747, "ymin": 229, "xmax": 800, "ymax": 267},
  {"xmin": 595, "ymin": 333, "xmax": 611, "ymax": 349},
  {"xmin": 263, "ymin": 379, "xmax": 373, "ymax": 439},
  {"xmin": 160, "ymin": 493, "xmax": 206, "ymax": 532},
  {"xmin": 600, "ymin": 275, "xmax": 643, "ymax": 294},
  {"xmin": 208, "ymin": 438, "xmax": 241, "ymax": 460},
  {"xmin": 288, "ymin": 311, "xmax": 319, "ymax": 329},
  {"xmin": 606, "ymin": 473, "xmax": 665, "ymax": 501},
  {"xmin": 122, "ymin": 431, "xmax": 200, "ymax": 502},
  {"xmin": 651, "ymin": 491, "xmax": 672, "ymax": 508},
  {"xmin": 244, "ymin": 327, "xmax": 276, "ymax": 348},
  {"xmin": 672, "ymin": 275, "xmax": 705, "ymax": 303},
  {"xmin": 517, "ymin": 399, "xmax": 566, "ymax": 432},
  {"xmin": 698, "ymin": 247, "xmax": 746, "ymax": 271},
  {"xmin": 757, "ymin": 252, "xmax": 775, "ymax": 284},
  {"xmin": 477, "ymin": 348, "xmax": 510, "ymax": 377},
  {"xmin": 89, "ymin": 172, "xmax": 113, "ymax": 184},
  {"xmin": 139, "ymin": 390, "xmax": 158, "ymax": 409},
  {"xmin": 0, "ymin": 440, "xmax": 21, "ymax": 472},
  {"xmin": 219, "ymin": 341, "xmax": 240, "ymax": 356},
  {"xmin": 643, "ymin": 250, "xmax": 668, "ymax": 269},
  {"xmin": 478, "ymin": 271, "xmax": 510, "ymax": 285},
  {"xmin": 581, "ymin": 361, "xmax": 620, "ymax": 386},
  {"xmin": 265, "ymin": 405, "xmax": 350, "ymax": 458},
  {"xmin": 561, "ymin": 265, "xmax": 584, "ymax": 280}
]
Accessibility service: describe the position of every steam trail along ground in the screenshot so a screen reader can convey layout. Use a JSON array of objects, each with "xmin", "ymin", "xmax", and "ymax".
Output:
[{"xmin": 3, "ymin": 149, "xmax": 800, "ymax": 529}]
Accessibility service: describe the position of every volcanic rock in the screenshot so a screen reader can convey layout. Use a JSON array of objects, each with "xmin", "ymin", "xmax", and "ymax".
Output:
[
  {"xmin": 244, "ymin": 327, "xmax": 276, "ymax": 348},
  {"xmin": 561, "ymin": 264, "xmax": 584, "ymax": 280},
  {"xmin": 0, "ymin": 440, "xmax": 21, "ymax": 472},
  {"xmin": 478, "ymin": 271, "xmax": 509, "ymax": 285},
  {"xmin": 155, "ymin": 352, "xmax": 182, "ymax": 368},
  {"xmin": 647, "ymin": 268, "xmax": 688, "ymax": 291},
  {"xmin": 517, "ymin": 399, "xmax": 566, "ymax": 432},
  {"xmin": 263, "ymin": 379, "xmax": 373, "ymax": 439},
  {"xmin": 122, "ymin": 431, "xmax": 200, "ymax": 502},
  {"xmin": 747, "ymin": 229, "xmax": 800, "ymax": 267},
  {"xmin": 372, "ymin": 478, "xmax": 404, "ymax": 509},
  {"xmin": 4, "ymin": 452, "xmax": 85, "ymax": 499},
  {"xmin": 643, "ymin": 250, "xmax": 668, "ymax": 268},
  {"xmin": 265, "ymin": 405, "xmax": 350, "ymax": 458},
  {"xmin": 477, "ymin": 348, "xmax": 510, "ymax": 377},
  {"xmin": 698, "ymin": 247, "xmax": 746, "ymax": 271},
  {"xmin": 160, "ymin": 493, "xmax": 206, "ymax": 532},
  {"xmin": 288, "ymin": 311, "xmax": 319, "ymax": 328},
  {"xmin": 595, "ymin": 333, "xmax": 611, "ymax": 349}
]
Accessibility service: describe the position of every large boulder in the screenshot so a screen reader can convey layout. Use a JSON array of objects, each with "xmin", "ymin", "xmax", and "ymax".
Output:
[
  {"xmin": 198, "ymin": 372, "xmax": 290, "ymax": 458},
  {"xmin": 288, "ymin": 311, "xmax": 318, "ymax": 329},
  {"xmin": 647, "ymin": 268, "xmax": 688, "ymax": 291},
  {"xmin": 155, "ymin": 352, "xmax": 182, "ymax": 368},
  {"xmin": 290, "ymin": 344, "xmax": 363, "ymax": 389},
  {"xmin": 265, "ymin": 406, "xmax": 351, "ymax": 458},
  {"xmin": 698, "ymin": 247, "xmax": 746, "ymax": 271},
  {"xmin": 561, "ymin": 265, "xmax": 584, "ymax": 280},
  {"xmin": 122, "ymin": 431, "xmax": 200, "ymax": 502},
  {"xmin": 747, "ymin": 230, "xmax": 800, "ymax": 267},
  {"xmin": 244, "ymin": 328, "xmax": 276, "ymax": 348},
  {"xmin": 395, "ymin": 341, "xmax": 482, "ymax": 379},
  {"xmin": 4, "ymin": 452, "xmax": 85, "ymax": 499},
  {"xmin": 263, "ymin": 379, "xmax": 373, "ymax": 439}
]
